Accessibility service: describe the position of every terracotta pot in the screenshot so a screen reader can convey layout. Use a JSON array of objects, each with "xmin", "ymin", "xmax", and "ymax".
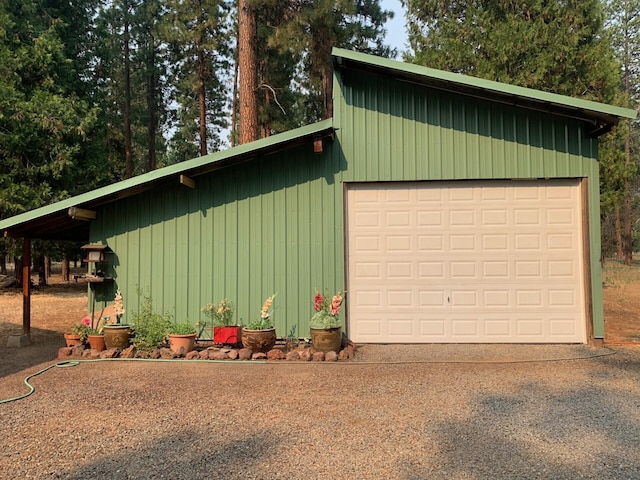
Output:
[
  {"xmin": 213, "ymin": 326, "xmax": 242, "ymax": 345},
  {"xmin": 310, "ymin": 326, "xmax": 342, "ymax": 353},
  {"xmin": 168, "ymin": 333, "xmax": 196, "ymax": 354},
  {"xmin": 87, "ymin": 334, "xmax": 106, "ymax": 351},
  {"xmin": 103, "ymin": 325, "xmax": 131, "ymax": 349},
  {"xmin": 64, "ymin": 333, "xmax": 83, "ymax": 347},
  {"xmin": 241, "ymin": 327, "xmax": 276, "ymax": 353}
]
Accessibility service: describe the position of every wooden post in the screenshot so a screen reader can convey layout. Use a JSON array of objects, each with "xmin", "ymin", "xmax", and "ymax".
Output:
[{"xmin": 22, "ymin": 237, "xmax": 31, "ymax": 337}]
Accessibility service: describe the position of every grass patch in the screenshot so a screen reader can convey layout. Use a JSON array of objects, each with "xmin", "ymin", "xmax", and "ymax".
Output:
[{"xmin": 602, "ymin": 259, "xmax": 640, "ymax": 288}]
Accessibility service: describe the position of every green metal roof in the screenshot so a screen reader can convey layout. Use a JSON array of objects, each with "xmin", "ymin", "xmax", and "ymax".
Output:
[
  {"xmin": 332, "ymin": 48, "xmax": 637, "ymax": 134},
  {"xmin": 0, "ymin": 119, "xmax": 334, "ymax": 241}
]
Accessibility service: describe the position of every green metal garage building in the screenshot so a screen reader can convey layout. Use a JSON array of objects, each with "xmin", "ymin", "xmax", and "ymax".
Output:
[{"xmin": 1, "ymin": 48, "xmax": 635, "ymax": 344}]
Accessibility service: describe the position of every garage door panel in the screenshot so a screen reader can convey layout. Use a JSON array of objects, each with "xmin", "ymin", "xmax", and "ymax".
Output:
[{"xmin": 347, "ymin": 180, "xmax": 586, "ymax": 344}]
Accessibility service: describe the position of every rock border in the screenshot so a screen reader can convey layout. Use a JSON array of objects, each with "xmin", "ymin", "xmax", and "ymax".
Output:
[{"xmin": 57, "ymin": 343, "xmax": 357, "ymax": 362}]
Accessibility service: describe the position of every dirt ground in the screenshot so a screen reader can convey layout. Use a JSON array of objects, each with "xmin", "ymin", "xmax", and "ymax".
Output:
[{"xmin": 0, "ymin": 260, "xmax": 639, "ymax": 377}]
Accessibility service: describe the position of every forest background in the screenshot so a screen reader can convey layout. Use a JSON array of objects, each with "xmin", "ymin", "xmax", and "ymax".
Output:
[{"xmin": 0, "ymin": 0, "xmax": 638, "ymax": 281}]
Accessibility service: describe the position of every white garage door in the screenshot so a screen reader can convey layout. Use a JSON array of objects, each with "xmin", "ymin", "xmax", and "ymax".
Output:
[{"xmin": 346, "ymin": 180, "xmax": 587, "ymax": 343}]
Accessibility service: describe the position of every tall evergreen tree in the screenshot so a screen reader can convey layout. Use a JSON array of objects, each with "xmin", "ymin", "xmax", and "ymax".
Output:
[
  {"xmin": 604, "ymin": 0, "xmax": 640, "ymax": 264},
  {"xmin": 0, "ymin": 0, "xmax": 100, "ymax": 218},
  {"xmin": 162, "ymin": 0, "xmax": 231, "ymax": 159},
  {"xmin": 404, "ymin": 0, "xmax": 619, "ymax": 102},
  {"xmin": 269, "ymin": 0, "xmax": 395, "ymax": 120}
]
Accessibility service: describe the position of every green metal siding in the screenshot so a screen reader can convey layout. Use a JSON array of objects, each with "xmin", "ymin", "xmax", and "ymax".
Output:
[{"xmin": 91, "ymin": 143, "xmax": 345, "ymax": 338}]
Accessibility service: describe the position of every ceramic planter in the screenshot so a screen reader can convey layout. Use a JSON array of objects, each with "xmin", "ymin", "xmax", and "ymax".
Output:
[
  {"xmin": 310, "ymin": 326, "xmax": 342, "ymax": 353},
  {"xmin": 213, "ymin": 325, "xmax": 242, "ymax": 345},
  {"xmin": 103, "ymin": 325, "xmax": 131, "ymax": 349},
  {"xmin": 168, "ymin": 333, "xmax": 196, "ymax": 354},
  {"xmin": 241, "ymin": 327, "xmax": 276, "ymax": 353}
]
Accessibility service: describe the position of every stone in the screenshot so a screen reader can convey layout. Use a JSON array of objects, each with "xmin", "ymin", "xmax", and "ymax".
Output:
[
  {"xmin": 198, "ymin": 350, "xmax": 210, "ymax": 360},
  {"xmin": 88, "ymin": 349, "xmax": 102, "ymax": 359},
  {"xmin": 299, "ymin": 348, "xmax": 313, "ymax": 361},
  {"xmin": 238, "ymin": 348, "xmax": 253, "ymax": 361},
  {"xmin": 57, "ymin": 347, "xmax": 73, "ymax": 358},
  {"xmin": 210, "ymin": 350, "xmax": 228, "ymax": 360},
  {"xmin": 324, "ymin": 351, "xmax": 338, "ymax": 362},
  {"xmin": 81, "ymin": 349, "xmax": 93, "ymax": 358},
  {"xmin": 101, "ymin": 348, "xmax": 120, "ymax": 359},
  {"xmin": 227, "ymin": 349, "xmax": 239, "ymax": 360},
  {"xmin": 71, "ymin": 344, "xmax": 86, "ymax": 357},
  {"xmin": 312, "ymin": 351, "xmax": 325, "ymax": 362},
  {"xmin": 338, "ymin": 349, "xmax": 351, "ymax": 360},
  {"xmin": 252, "ymin": 352, "xmax": 267, "ymax": 360},
  {"xmin": 186, "ymin": 350, "xmax": 199, "ymax": 360},
  {"xmin": 267, "ymin": 349, "xmax": 286, "ymax": 360},
  {"xmin": 160, "ymin": 347, "xmax": 177, "ymax": 359},
  {"xmin": 286, "ymin": 351, "xmax": 301, "ymax": 361},
  {"xmin": 120, "ymin": 345, "xmax": 137, "ymax": 359}
]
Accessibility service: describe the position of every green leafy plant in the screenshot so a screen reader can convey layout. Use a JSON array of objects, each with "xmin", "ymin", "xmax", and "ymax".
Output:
[
  {"xmin": 130, "ymin": 293, "xmax": 173, "ymax": 350},
  {"xmin": 309, "ymin": 290, "xmax": 345, "ymax": 329},
  {"xmin": 201, "ymin": 298, "xmax": 234, "ymax": 326},
  {"xmin": 168, "ymin": 322, "xmax": 197, "ymax": 335},
  {"xmin": 246, "ymin": 294, "xmax": 276, "ymax": 330}
]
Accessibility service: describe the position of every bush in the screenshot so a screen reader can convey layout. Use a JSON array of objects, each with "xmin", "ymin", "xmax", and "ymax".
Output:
[{"xmin": 130, "ymin": 294, "xmax": 172, "ymax": 350}]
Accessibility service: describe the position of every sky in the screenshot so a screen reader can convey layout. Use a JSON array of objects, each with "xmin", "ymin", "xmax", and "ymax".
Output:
[{"xmin": 381, "ymin": 0, "xmax": 409, "ymax": 57}]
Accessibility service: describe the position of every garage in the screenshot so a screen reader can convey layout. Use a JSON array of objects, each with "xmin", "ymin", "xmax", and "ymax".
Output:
[{"xmin": 347, "ymin": 179, "xmax": 587, "ymax": 343}]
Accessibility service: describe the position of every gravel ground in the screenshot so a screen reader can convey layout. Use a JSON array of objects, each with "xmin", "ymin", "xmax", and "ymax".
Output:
[{"xmin": 1, "ymin": 344, "xmax": 640, "ymax": 479}]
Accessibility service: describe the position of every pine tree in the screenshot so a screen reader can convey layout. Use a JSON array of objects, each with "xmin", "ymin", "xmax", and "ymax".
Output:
[
  {"xmin": 604, "ymin": 0, "xmax": 640, "ymax": 263},
  {"xmin": 162, "ymin": 0, "xmax": 231, "ymax": 158},
  {"xmin": 405, "ymin": 0, "xmax": 619, "ymax": 102}
]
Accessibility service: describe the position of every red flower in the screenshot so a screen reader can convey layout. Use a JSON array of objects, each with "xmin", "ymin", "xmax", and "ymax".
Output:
[{"xmin": 313, "ymin": 292, "xmax": 324, "ymax": 311}]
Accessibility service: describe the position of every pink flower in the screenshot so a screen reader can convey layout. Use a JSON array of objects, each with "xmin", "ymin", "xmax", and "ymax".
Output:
[
  {"xmin": 330, "ymin": 295, "xmax": 342, "ymax": 315},
  {"xmin": 81, "ymin": 316, "xmax": 91, "ymax": 326},
  {"xmin": 313, "ymin": 292, "xmax": 324, "ymax": 311}
]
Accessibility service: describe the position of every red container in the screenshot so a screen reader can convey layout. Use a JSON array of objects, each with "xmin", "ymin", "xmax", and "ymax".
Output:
[{"xmin": 213, "ymin": 326, "xmax": 242, "ymax": 345}]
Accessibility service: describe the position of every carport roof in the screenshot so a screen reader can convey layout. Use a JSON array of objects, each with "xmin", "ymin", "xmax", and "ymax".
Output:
[
  {"xmin": 332, "ymin": 48, "xmax": 637, "ymax": 134},
  {"xmin": 0, "ymin": 119, "xmax": 334, "ymax": 241}
]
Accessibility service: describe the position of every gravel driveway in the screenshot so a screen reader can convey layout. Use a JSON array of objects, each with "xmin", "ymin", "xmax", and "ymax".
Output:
[{"xmin": 1, "ymin": 344, "xmax": 639, "ymax": 479}]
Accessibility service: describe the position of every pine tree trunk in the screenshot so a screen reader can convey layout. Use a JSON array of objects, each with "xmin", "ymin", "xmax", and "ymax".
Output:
[
  {"xmin": 198, "ymin": 47, "xmax": 208, "ymax": 155},
  {"xmin": 615, "ymin": 205, "xmax": 623, "ymax": 260},
  {"xmin": 238, "ymin": 0, "xmax": 258, "ymax": 144},
  {"xmin": 124, "ymin": 9, "xmax": 133, "ymax": 179},
  {"xmin": 15, "ymin": 256, "xmax": 22, "ymax": 288},
  {"xmin": 322, "ymin": 60, "xmax": 333, "ymax": 119},
  {"xmin": 62, "ymin": 258, "xmax": 70, "ymax": 282},
  {"xmin": 232, "ymin": 46, "xmax": 239, "ymax": 147},
  {"xmin": 147, "ymin": 37, "xmax": 158, "ymax": 172}
]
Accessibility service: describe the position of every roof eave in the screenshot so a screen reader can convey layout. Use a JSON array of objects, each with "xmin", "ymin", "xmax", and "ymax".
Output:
[
  {"xmin": 0, "ymin": 119, "xmax": 335, "ymax": 241},
  {"xmin": 333, "ymin": 48, "xmax": 636, "ymax": 134}
]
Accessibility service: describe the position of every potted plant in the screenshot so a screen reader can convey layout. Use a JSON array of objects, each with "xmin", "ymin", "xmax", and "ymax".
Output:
[
  {"xmin": 202, "ymin": 298, "xmax": 241, "ymax": 345},
  {"xmin": 129, "ymin": 292, "xmax": 172, "ymax": 351},
  {"xmin": 241, "ymin": 294, "xmax": 277, "ymax": 353},
  {"xmin": 103, "ymin": 289, "xmax": 131, "ymax": 349},
  {"xmin": 66, "ymin": 316, "xmax": 92, "ymax": 346},
  {"xmin": 167, "ymin": 322, "xmax": 197, "ymax": 353},
  {"xmin": 309, "ymin": 290, "xmax": 345, "ymax": 353},
  {"xmin": 86, "ymin": 315, "xmax": 106, "ymax": 351}
]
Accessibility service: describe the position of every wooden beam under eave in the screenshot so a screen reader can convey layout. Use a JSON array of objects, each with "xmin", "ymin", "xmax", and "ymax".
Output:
[
  {"xmin": 180, "ymin": 174, "xmax": 196, "ymax": 189},
  {"xmin": 22, "ymin": 237, "xmax": 31, "ymax": 338}
]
